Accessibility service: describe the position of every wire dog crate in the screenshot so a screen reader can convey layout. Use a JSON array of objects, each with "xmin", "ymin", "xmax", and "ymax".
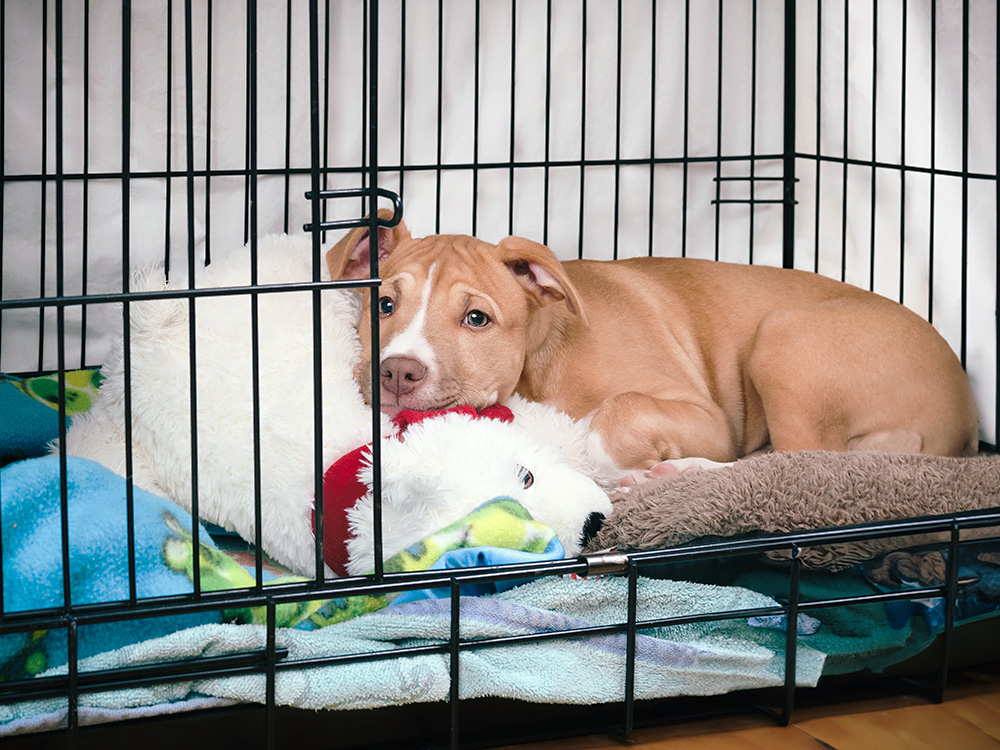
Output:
[{"xmin": 2, "ymin": 1, "xmax": 999, "ymax": 748}]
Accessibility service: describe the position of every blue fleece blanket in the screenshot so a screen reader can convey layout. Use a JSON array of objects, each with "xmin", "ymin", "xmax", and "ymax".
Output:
[
  {"xmin": 0, "ymin": 370, "xmax": 102, "ymax": 464},
  {"xmin": 0, "ymin": 456, "xmax": 221, "ymax": 679}
]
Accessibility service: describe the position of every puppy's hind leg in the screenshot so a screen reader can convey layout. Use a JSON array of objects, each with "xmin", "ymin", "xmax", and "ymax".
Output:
[
  {"xmin": 588, "ymin": 391, "xmax": 736, "ymax": 473},
  {"xmin": 748, "ymin": 299, "xmax": 979, "ymax": 458}
]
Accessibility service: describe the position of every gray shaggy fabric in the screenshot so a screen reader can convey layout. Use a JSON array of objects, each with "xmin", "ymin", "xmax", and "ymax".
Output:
[{"xmin": 584, "ymin": 451, "xmax": 1000, "ymax": 571}]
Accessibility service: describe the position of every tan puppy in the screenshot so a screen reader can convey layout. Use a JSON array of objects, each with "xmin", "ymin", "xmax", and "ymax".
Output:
[{"xmin": 327, "ymin": 214, "xmax": 979, "ymax": 474}]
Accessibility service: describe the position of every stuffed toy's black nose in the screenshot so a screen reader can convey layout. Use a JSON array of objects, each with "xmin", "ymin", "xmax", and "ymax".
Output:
[{"xmin": 580, "ymin": 512, "xmax": 606, "ymax": 548}]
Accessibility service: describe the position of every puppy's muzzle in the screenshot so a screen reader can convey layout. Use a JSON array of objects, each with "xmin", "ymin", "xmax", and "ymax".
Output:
[{"xmin": 380, "ymin": 356, "xmax": 427, "ymax": 397}]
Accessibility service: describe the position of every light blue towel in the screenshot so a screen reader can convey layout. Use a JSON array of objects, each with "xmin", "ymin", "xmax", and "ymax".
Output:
[{"xmin": 0, "ymin": 574, "xmax": 825, "ymax": 732}]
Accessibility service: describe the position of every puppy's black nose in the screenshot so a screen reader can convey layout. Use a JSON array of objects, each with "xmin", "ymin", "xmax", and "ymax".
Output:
[{"xmin": 580, "ymin": 512, "xmax": 606, "ymax": 549}]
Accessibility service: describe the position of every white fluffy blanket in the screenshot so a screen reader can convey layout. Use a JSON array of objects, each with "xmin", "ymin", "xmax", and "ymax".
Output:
[{"xmin": 63, "ymin": 235, "xmax": 375, "ymax": 575}]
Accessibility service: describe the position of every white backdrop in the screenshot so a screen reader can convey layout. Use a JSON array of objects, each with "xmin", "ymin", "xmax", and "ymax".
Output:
[{"xmin": 2, "ymin": 0, "xmax": 997, "ymax": 439}]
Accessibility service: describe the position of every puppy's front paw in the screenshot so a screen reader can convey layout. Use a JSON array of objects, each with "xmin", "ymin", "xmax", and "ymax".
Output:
[{"xmin": 618, "ymin": 457, "xmax": 734, "ymax": 488}]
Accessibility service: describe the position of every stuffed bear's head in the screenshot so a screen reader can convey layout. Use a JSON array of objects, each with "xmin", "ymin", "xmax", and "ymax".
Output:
[{"xmin": 343, "ymin": 410, "xmax": 613, "ymax": 577}]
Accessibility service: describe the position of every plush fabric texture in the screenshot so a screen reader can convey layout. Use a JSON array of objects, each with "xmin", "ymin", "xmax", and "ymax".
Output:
[{"xmin": 586, "ymin": 451, "xmax": 1000, "ymax": 571}]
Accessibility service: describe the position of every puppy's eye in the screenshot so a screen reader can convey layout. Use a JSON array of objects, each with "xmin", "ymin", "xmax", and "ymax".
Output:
[
  {"xmin": 378, "ymin": 296, "xmax": 395, "ymax": 316},
  {"xmin": 464, "ymin": 309, "xmax": 491, "ymax": 328},
  {"xmin": 517, "ymin": 465, "xmax": 534, "ymax": 489}
]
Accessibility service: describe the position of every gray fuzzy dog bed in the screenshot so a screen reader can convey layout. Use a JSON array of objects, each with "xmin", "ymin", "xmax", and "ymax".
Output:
[{"xmin": 584, "ymin": 451, "xmax": 1000, "ymax": 571}]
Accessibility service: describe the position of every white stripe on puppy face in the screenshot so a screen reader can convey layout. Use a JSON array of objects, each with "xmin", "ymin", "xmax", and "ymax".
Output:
[{"xmin": 381, "ymin": 262, "xmax": 439, "ymax": 370}]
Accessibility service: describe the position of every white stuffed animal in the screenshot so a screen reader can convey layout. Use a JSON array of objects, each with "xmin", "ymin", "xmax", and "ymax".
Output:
[
  {"xmin": 63, "ymin": 234, "xmax": 613, "ymax": 577},
  {"xmin": 321, "ymin": 405, "xmax": 613, "ymax": 577}
]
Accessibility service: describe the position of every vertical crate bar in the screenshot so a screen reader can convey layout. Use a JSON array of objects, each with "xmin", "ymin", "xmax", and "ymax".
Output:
[
  {"xmin": 321, "ymin": 0, "xmax": 331, "ymax": 238},
  {"xmin": 67, "ymin": 618, "xmax": 78, "ymax": 735},
  {"xmin": 577, "ymin": 0, "xmax": 587, "ymax": 259},
  {"xmin": 748, "ymin": 0, "xmax": 758, "ymax": 264},
  {"xmin": 0, "ymin": 0, "xmax": 4, "ymax": 308},
  {"xmin": 937, "ymin": 522, "xmax": 961, "ymax": 702},
  {"xmin": 680, "ymin": 0, "xmax": 690, "ymax": 258},
  {"xmin": 647, "ymin": 0, "xmax": 658, "ymax": 257},
  {"xmin": 927, "ymin": 0, "xmax": 937, "ymax": 324},
  {"xmin": 471, "ymin": 1, "xmax": 480, "ymax": 235},
  {"xmin": 204, "ymin": 0, "xmax": 213, "ymax": 263},
  {"xmin": 246, "ymin": 0, "xmax": 265, "ymax": 590},
  {"xmin": 612, "ymin": 0, "xmax": 622, "ymax": 260},
  {"xmin": 361, "ymin": 0, "xmax": 368, "ymax": 212},
  {"xmin": 623, "ymin": 562, "xmax": 638, "ymax": 740},
  {"xmin": 781, "ymin": 545, "xmax": 801, "ymax": 725},
  {"xmin": 307, "ymin": 0, "xmax": 326, "ymax": 580},
  {"xmin": 959, "ymin": 0, "xmax": 969, "ymax": 368},
  {"xmin": 508, "ymin": 0, "xmax": 517, "ymax": 236},
  {"xmin": 450, "ymin": 578, "xmax": 461, "ymax": 750},
  {"xmin": 839, "ymin": 1, "xmax": 849, "ymax": 281},
  {"xmin": 543, "ymin": 0, "xmax": 553, "ymax": 246},
  {"xmin": 282, "ymin": 0, "xmax": 293, "ymax": 233},
  {"xmin": 713, "ymin": 0, "xmax": 724, "ymax": 262},
  {"xmin": 899, "ymin": 1, "xmax": 908, "ymax": 304},
  {"xmin": 183, "ymin": 0, "xmax": 202, "ymax": 595},
  {"xmin": 782, "ymin": 0, "xmax": 796, "ymax": 269},
  {"xmin": 0, "ymin": 0, "xmax": 4, "ymax": 598},
  {"xmin": 399, "ymin": 0, "xmax": 408, "ymax": 207},
  {"xmin": 165, "ymin": 0, "xmax": 174, "ymax": 270},
  {"xmin": 812, "ymin": 0, "xmax": 822, "ymax": 272},
  {"xmin": 368, "ymin": 0, "xmax": 385, "ymax": 581},
  {"xmin": 121, "ymin": 0, "xmax": 139, "ymax": 607},
  {"xmin": 266, "ymin": 598, "xmax": 277, "ymax": 749},
  {"xmin": 435, "ymin": 0, "xmax": 444, "ymax": 232},
  {"xmin": 54, "ymin": 0, "xmax": 71, "ymax": 621},
  {"xmin": 80, "ymin": 0, "xmax": 91, "ymax": 366},
  {"xmin": 868, "ymin": 1, "xmax": 878, "ymax": 291}
]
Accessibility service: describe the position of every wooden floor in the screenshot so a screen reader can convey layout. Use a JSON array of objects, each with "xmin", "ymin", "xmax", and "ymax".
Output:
[{"xmin": 495, "ymin": 662, "xmax": 1000, "ymax": 750}]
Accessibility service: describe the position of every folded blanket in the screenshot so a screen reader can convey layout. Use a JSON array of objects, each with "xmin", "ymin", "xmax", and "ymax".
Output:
[
  {"xmin": 588, "ymin": 450, "xmax": 1000, "ymax": 571},
  {"xmin": 733, "ymin": 568, "xmax": 940, "ymax": 675},
  {"xmin": 1, "ymin": 575, "xmax": 826, "ymax": 734}
]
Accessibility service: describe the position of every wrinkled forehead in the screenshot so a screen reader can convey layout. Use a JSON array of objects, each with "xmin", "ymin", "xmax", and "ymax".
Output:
[{"xmin": 379, "ymin": 234, "xmax": 522, "ymax": 299}]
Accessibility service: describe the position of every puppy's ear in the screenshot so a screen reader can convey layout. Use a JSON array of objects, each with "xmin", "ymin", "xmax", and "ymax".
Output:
[
  {"xmin": 326, "ymin": 208, "xmax": 411, "ymax": 280},
  {"xmin": 496, "ymin": 236, "xmax": 590, "ymax": 328}
]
